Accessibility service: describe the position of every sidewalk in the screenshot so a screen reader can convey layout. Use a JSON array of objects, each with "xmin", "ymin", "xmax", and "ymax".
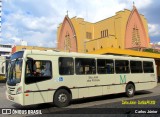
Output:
[{"xmin": 147, "ymin": 83, "xmax": 160, "ymax": 95}]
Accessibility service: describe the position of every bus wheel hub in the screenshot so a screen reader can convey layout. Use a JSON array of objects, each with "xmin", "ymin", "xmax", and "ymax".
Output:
[
  {"xmin": 128, "ymin": 88, "xmax": 133, "ymax": 95},
  {"xmin": 58, "ymin": 94, "xmax": 67, "ymax": 103}
]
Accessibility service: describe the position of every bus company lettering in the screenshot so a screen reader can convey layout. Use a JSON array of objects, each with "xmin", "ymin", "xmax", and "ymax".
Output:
[
  {"xmin": 87, "ymin": 76, "xmax": 100, "ymax": 82},
  {"xmin": 120, "ymin": 75, "xmax": 126, "ymax": 84}
]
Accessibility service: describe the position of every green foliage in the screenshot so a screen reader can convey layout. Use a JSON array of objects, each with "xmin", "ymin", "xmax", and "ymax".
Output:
[{"xmin": 143, "ymin": 48, "xmax": 160, "ymax": 54}]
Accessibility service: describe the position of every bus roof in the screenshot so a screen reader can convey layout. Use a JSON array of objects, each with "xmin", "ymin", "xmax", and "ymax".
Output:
[
  {"xmin": 18, "ymin": 50, "xmax": 155, "ymax": 61},
  {"xmin": 88, "ymin": 48, "xmax": 160, "ymax": 60}
]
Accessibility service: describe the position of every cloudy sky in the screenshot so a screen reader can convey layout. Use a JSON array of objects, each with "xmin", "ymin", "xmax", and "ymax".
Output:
[{"xmin": 1, "ymin": 0, "xmax": 160, "ymax": 48}]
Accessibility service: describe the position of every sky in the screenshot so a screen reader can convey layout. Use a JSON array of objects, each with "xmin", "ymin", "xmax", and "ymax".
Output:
[{"xmin": 1, "ymin": 0, "xmax": 160, "ymax": 48}]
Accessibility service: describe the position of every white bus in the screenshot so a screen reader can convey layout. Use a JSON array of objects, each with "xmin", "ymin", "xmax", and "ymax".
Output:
[{"xmin": 6, "ymin": 50, "xmax": 157, "ymax": 107}]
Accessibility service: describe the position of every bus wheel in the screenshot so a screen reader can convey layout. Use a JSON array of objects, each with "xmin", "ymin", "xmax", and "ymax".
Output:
[
  {"xmin": 125, "ymin": 84, "xmax": 135, "ymax": 97},
  {"xmin": 54, "ymin": 89, "xmax": 71, "ymax": 107}
]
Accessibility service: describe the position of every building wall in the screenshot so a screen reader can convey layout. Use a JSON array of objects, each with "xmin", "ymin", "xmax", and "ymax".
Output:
[
  {"xmin": 57, "ymin": 6, "xmax": 150, "ymax": 53},
  {"xmin": 156, "ymin": 61, "xmax": 160, "ymax": 77},
  {"xmin": 0, "ymin": 44, "xmax": 12, "ymax": 56},
  {"xmin": 116, "ymin": 10, "xmax": 130, "ymax": 49},
  {"xmin": 12, "ymin": 45, "xmax": 55, "ymax": 53}
]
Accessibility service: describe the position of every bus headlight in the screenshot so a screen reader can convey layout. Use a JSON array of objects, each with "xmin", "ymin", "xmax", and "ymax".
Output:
[{"xmin": 16, "ymin": 86, "xmax": 22, "ymax": 94}]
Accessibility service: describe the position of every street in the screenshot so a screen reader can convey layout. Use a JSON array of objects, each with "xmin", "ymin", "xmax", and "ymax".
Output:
[{"xmin": 0, "ymin": 83, "xmax": 160, "ymax": 116}]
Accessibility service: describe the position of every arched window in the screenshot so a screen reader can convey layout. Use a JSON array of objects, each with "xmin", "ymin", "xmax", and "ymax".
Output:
[{"xmin": 132, "ymin": 25, "xmax": 141, "ymax": 48}]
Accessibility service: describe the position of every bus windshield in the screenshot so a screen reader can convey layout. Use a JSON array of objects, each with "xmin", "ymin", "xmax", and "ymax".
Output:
[
  {"xmin": 7, "ymin": 51, "xmax": 24, "ymax": 86},
  {"xmin": 7, "ymin": 59, "xmax": 23, "ymax": 86}
]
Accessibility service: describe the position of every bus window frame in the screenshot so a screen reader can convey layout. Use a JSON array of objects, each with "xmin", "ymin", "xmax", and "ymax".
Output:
[
  {"xmin": 97, "ymin": 59, "xmax": 114, "ymax": 74},
  {"xmin": 115, "ymin": 60, "xmax": 130, "ymax": 74},
  {"xmin": 59, "ymin": 57, "xmax": 74, "ymax": 75},
  {"xmin": 130, "ymin": 60, "xmax": 143, "ymax": 73},
  {"xmin": 75, "ymin": 58, "xmax": 96, "ymax": 75},
  {"xmin": 143, "ymin": 61, "xmax": 154, "ymax": 73},
  {"xmin": 25, "ymin": 60, "xmax": 52, "ymax": 85}
]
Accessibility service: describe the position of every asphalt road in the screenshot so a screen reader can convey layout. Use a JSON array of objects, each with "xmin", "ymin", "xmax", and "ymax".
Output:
[{"xmin": 1, "ymin": 83, "xmax": 160, "ymax": 117}]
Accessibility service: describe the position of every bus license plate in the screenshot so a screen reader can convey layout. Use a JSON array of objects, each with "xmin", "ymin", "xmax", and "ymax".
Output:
[{"xmin": 8, "ymin": 95, "xmax": 14, "ymax": 100}]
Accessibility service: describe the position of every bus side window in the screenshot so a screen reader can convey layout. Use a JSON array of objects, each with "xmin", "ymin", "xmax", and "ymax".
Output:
[
  {"xmin": 130, "ymin": 61, "xmax": 142, "ymax": 73},
  {"xmin": 42, "ymin": 62, "xmax": 51, "ymax": 76},
  {"xmin": 75, "ymin": 58, "xmax": 96, "ymax": 75},
  {"xmin": 97, "ymin": 59, "xmax": 114, "ymax": 74},
  {"xmin": 25, "ymin": 60, "xmax": 52, "ymax": 84},
  {"xmin": 115, "ymin": 60, "xmax": 129, "ymax": 74},
  {"xmin": 106, "ymin": 60, "xmax": 114, "ymax": 74},
  {"xmin": 76, "ymin": 61, "xmax": 82, "ymax": 74},
  {"xmin": 143, "ymin": 61, "xmax": 154, "ymax": 73},
  {"xmin": 59, "ymin": 57, "xmax": 74, "ymax": 75}
]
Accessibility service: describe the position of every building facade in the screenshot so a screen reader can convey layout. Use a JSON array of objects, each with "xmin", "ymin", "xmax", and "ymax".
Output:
[
  {"xmin": 57, "ymin": 6, "xmax": 150, "ymax": 53},
  {"xmin": 0, "ymin": 44, "xmax": 12, "ymax": 56},
  {"xmin": 12, "ymin": 45, "xmax": 56, "ymax": 53}
]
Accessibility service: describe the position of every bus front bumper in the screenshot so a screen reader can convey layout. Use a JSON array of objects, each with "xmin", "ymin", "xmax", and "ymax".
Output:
[{"xmin": 6, "ymin": 91, "xmax": 23, "ymax": 105}]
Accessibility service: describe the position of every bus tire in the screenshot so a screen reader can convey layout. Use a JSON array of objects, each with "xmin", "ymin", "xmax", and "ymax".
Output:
[
  {"xmin": 125, "ymin": 83, "xmax": 135, "ymax": 97},
  {"xmin": 54, "ymin": 89, "xmax": 71, "ymax": 107}
]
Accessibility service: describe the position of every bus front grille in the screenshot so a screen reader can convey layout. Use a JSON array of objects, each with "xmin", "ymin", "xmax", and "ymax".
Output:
[{"xmin": 8, "ymin": 87, "xmax": 15, "ymax": 94}]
